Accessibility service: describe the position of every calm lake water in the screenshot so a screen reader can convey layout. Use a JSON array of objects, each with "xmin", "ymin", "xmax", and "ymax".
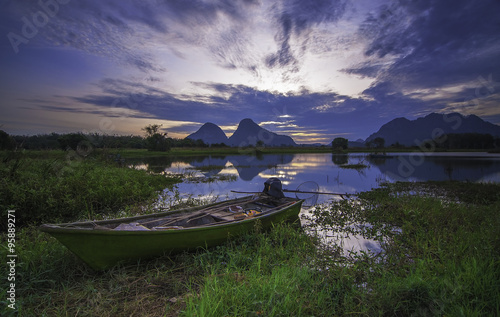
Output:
[
  {"xmin": 130, "ymin": 152, "xmax": 500, "ymax": 204},
  {"xmin": 130, "ymin": 151, "xmax": 500, "ymax": 254}
]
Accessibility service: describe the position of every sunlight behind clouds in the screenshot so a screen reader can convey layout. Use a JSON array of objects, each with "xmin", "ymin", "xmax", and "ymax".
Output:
[{"xmin": 1, "ymin": 0, "xmax": 500, "ymax": 142}]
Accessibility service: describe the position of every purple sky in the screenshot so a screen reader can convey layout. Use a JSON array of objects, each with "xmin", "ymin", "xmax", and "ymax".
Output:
[{"xmin": 1, "ymin": 0, "xmax": 500, "ymax": 143}]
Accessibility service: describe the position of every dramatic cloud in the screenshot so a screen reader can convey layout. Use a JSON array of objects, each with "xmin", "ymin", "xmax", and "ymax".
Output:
[
  {"xmin": 352, "ymin": 1, "xmax": 500, "ymax": 99},
  {"xmin": 1, "ymin": 0, "xmax": 499, "ymax": 141},
  {"xmin": 266, "ymin": 0, "xmax": 347, "ymax": 75}
]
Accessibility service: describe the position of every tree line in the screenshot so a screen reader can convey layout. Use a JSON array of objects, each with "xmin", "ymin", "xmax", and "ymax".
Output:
[
  {"xmin": 331, "ymin": 133, "xmax": 500, "ymax": 151},
  {"xmin": 2, "ymin": 129, "xmax": 499, "ymax": 152},
  {"xmin": 434, "ymin": 133, "xmax": 500, "ymax": 150},
  {"xmin": 0, "ymin": 125, "xmax": 215, "ymax": 152}
]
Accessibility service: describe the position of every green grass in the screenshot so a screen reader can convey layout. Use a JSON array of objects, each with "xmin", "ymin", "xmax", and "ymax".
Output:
[
  {"xmin": 1, "ymin": 152, "xmax": 498, "ymax": 317},
  {"xmin": 0, "ymin": 150, "xmax": 180, "ymax": 227},
  {"xmin": 181, "ymin": 223, "xmax": 351, "ymax": 316},
  {"xmin": 2, "ymin": 222, "xmax": 355, "ymax": 316},
  {"xmin": 1, "ymin": 226, "xmax": 195, "ymax": 316},
  {"xmin": 306, "ymin": 181, "xmax": 500, "ymax": 316}
]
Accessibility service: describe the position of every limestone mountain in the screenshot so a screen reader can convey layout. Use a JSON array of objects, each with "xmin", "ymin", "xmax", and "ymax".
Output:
[
  {"xmin": 365, "ymin": 113, "xmax": 500, "ymax": 146},
  {"xmin": 228, "ymin": 118, "xmax": 296, "ymax": 147},
  {"xmin": 186, "ymin": 122, "xmax": 228, "ymax": 145},
  {"xmin": 186, "ymin": 119, "xmax": 296, "ymax": 147}
]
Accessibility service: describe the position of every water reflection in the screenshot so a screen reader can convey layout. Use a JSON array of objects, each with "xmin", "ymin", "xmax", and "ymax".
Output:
[
  {"xmin": 226, "ymin": 154, "xmax": 294, "ymax": 181},
  {"xmin": 331, "ymin": 154, "xmax": 349, "ymax": 166},
  {"xmin": 367, "ymin": 152, "xmax": 500, "ymax": 182},
  {"xmin": 128, "ymin": 152, "xmax": 500, "ymax": 255},
  {"xmin": 129, "ymin": 152, "xmax": 500, "ymax": 201}
]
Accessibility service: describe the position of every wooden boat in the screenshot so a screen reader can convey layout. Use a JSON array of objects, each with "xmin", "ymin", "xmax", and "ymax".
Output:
[{"xmin": 40, "ymin": 194, "xmax": 303, "ymax": 270}]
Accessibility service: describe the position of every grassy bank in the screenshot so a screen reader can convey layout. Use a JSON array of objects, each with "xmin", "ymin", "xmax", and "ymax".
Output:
[
  {"xmin": 308, "ymin": 181, "xmax": 500, "ymax": 315},
  {"xmin": 2, "ymin": 178, "xmax": 499, "ymax": 315},
  {"xmin": 0, "ymin": 150, "xmax": 180, "ymax": 228}
]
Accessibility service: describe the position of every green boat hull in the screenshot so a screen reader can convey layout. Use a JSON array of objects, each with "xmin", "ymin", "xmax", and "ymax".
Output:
[{"xmin": 40, "ymin": 196, "xmax": 303, "ymax": 270}]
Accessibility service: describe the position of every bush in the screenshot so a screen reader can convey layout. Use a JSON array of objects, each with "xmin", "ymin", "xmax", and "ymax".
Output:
[
  {"xmin": 0, "ymin": 151, "xmax": 179, "ymax": 228},
  {"xmin": 0, "ymin": 130, "xmax": 16, "ymax": 150}
]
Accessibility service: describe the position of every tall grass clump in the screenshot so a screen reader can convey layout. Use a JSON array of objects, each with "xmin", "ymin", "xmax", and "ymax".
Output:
[
  {"xmin": 0, "ymin": 150, "xmax": 180, "ymax": 228},
  {"xmin": 181, "ymin": 222, "xmax": 361, "ymax": 316},
  {"xmin": 307, "ymin": 181, "xmax": 500, "ymax": 316}
]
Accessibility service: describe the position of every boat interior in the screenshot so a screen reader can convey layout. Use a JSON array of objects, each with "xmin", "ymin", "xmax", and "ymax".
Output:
[
  {"xmin": 47, "ymin": 195, "xmax": 298, "ymax": 231},
  {"xmin": 114, "ymin": 196, "xmax": 297, "ymax": 230}
]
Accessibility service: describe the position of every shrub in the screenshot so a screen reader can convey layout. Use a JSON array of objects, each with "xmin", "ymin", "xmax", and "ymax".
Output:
[{"xmin": 0, "ymin": 151, "xmax": 179, "ymax": 228}]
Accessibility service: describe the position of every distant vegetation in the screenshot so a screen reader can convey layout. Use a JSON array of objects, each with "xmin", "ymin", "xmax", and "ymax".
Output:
[
  {"xmin": 381, "ymin": 133, "xmax": 500, "ymax": 151},
  {"xmin": 430, "ymin": 133, "xmax": 500, "ymax": 150},
  {"xmin": 331, "ymin": 137, "xmax": 348, "ymax": 151},
  {"xmin": 0, "ymin": 130, "xmax": 16, "ymax": 150},
  {"xmin": 1, "ymin": 130, "xmax": 208, "ymax": 151},
  {"xmin": 142, "ymin": 124, "xmax": 171, "ymax": 152},
  {"xmin": 1, "ymin": 128, "xmax": 499, "ymax": 153},
  {"xmin": 367, "ymin": 133, "xmax": 500, "ymax": 152},
  {"xmin": 366, "ymin": 137, "xmax": 386, "ymax": 151}
]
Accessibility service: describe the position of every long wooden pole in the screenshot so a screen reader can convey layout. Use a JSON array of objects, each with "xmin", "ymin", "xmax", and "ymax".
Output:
[
  {"xmin": 283, "ymin": 189, "xmax": 350, "ymax": 196},
  {"xmin": 230, "ymin": 190, "xmax": 352, "ymax": 197}
]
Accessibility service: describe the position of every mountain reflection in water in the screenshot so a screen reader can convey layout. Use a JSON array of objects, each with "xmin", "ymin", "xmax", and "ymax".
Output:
[
  {"xmin": 128, "ymin": 152, "xmax": 500, "ymax": 255},
  {"xmin": 128, "ymin": 152, "xmax": 500, "ymax": 203}
]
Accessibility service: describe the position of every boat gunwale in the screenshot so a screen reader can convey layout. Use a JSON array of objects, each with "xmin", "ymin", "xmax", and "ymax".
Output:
[{"xmin": 39, "ymin": 196, "xmax": 303, "ymax": 235}]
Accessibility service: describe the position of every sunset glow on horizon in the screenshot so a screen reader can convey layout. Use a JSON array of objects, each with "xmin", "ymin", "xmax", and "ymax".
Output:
[{"xmin": 1, "ymin": 0, "xmax": 500, "ymax": 144}]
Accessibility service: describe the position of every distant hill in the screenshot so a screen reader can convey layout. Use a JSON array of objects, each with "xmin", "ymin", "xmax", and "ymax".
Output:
[
  {"xmin": 365, "ymin": 113, "xmax": 500, "ymax": 146},
  {"xmin": 227, "ymin": 118, "xmax": 296, "ymax": 147},
  {"xmin": 186, "ymin": 122, "xmax": 228, "ymax": 145},
  {"xmin": 186, "ymin": 119, "xmax": 296, "ymax": 147},
  {"xmin": 349, "ymin": 139, "xmax": 366, "ymax": 148}
]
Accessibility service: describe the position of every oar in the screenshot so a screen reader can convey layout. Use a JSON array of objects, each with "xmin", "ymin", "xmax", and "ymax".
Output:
[
  {"xmin": 283, "ymin": 189, "xmax": 349, "ymax": 197},
  {"xmin": 230, "ymin": 190, "xmax": 264, "ymax": 195},
  {"xmin": 230, "ymin": 190, "xmax": 351, "ymax": 198}
]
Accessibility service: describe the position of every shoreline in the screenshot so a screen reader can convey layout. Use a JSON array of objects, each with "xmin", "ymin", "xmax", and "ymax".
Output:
[
  {"xmin": 1, "ymin": 180, "xmax": 498, "ymax": 315},
  {"xmin": 89, "ymin": 147, "xmax": 500, "ymax": 158}
]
